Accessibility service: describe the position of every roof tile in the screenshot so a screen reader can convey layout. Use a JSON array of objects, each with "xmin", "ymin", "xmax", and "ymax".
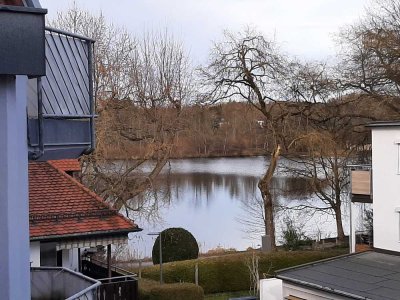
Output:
[{"xmin": 29, "ymin": 161, "xmax": 139, "ymax": 240}]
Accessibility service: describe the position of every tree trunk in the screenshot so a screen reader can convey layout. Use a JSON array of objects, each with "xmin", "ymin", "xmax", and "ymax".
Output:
[
  {"xmin": 258, "ymin": 144, "xmax": 281, "ymax": 251},
  {"xmin": 334, "ymin": 205, "xmax": 345, "ymax": 243}
]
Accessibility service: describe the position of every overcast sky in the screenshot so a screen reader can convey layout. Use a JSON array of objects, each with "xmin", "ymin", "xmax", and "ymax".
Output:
[{"xmin": 40, "ymin": 0, "xmax": 368, "ymax": 65}]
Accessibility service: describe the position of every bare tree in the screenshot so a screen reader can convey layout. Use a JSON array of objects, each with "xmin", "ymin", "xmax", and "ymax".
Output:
[
  {"xmin": 50, "ymin": 5, "xmax": 136, "ymax": 102},
  {"xmin": 338, "ymin": 0, "xmax": 400, "ymax": 113},
  {"xmin": 282, "ymin": 61, "xmax": 377, "ymax": 242},
  {"xmin": 51, "ymin": 7, "xmax": 194, "ymax": 218},
  {"xmin": 201, "ymin": 28, "xmax": 293, "ymax": 250},
  {"xmin": 202, "ymin": 29, "xmax": 376, "ymax": 246}
]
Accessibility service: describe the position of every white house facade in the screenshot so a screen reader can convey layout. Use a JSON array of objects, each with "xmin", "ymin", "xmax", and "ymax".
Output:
[{"xmin": 370, "ymin": 123, "xmax": 400, "ymax": 252}]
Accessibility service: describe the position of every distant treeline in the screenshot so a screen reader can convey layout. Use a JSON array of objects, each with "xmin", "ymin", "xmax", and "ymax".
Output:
[{"xmin": 97, "ymin": 95, "xmax": 396, "ymax": 160}]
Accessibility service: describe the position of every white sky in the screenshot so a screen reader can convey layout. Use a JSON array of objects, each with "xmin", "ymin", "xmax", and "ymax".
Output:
[{"xmin": 40, "ymin": 0, "xmax": 368, "ymax": 65}]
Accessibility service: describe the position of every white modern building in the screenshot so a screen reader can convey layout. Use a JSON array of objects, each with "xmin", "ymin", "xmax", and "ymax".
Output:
[{"xmin": 261, "ymin": 121, "xmax": 400, "ymax": 300}]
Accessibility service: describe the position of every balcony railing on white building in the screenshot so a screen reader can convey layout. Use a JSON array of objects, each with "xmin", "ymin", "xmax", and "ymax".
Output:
[
  {"xmin": 31, "ymin": 267, "xmax": 101, "ymax": 300},
  {"xmin": 28, "ymin": 27, "xmax": 95, "ymax": 160},
  {"xmin": 349, "ymin": 164, "xmax": 372, "ymax": 203}
]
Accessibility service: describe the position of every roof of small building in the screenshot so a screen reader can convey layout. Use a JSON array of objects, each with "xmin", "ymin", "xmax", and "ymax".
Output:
[
  {"xmin": 29, "ymin": 161, "xmax": 141, "ymax": 241},
  {"xmin": 48, "ymin": 159, "xmax": 81, "ymax": 172},
  {"xmin": 366, "ymin": 121, "xmax": 400, "ymax": 128},
  {"xmin": 277, "ymin": 251, "xmax": 400, "ymax": 300}
]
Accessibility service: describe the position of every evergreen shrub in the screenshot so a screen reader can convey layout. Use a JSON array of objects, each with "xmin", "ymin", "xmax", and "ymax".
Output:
[{"xmin": 152, "ymin": 227, "xmax": 199, "ymax": 264}]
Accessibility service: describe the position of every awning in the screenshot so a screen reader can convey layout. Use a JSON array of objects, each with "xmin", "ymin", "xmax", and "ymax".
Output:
[{"xmin": 57, "ymin": 235, "xmax": 128, "ymax": 250}]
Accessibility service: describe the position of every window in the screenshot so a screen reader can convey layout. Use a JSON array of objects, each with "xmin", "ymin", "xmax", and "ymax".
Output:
[
  {"xmin": 40, "ymin": 242, "xmax": 57, "ymax": 266},
  {"xmin": 396, "ymin": 141, "xmax": 400, "ymax": 174}
]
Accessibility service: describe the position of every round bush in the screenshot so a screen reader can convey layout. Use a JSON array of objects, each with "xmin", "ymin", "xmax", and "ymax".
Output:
[{"xmin": 152, "ymin": 227, "xmax": 199, "ymax": 264}]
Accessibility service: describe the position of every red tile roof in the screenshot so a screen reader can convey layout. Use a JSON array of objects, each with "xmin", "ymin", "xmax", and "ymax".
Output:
[
  {"xmin": 48, "ymin": 159, "xmax": 81, "ymax": 172},
  {"xmin": 29, "ymin": 161, "xmax": 140, "ymax": 240}
]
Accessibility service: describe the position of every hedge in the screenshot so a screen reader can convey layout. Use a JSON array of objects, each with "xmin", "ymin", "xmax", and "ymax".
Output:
[
  {"xmin": 139, "ymin": 249, "xmax": 347, "ymax": 294},
  {"xmin": 139, "ymin": 278, "xmax": 204, "ymax": 300}
]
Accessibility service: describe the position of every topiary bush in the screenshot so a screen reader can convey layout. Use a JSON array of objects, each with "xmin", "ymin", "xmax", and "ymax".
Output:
[{"xmin": 152, "ymin": 227, "xmax": 199, "ymax": 264}]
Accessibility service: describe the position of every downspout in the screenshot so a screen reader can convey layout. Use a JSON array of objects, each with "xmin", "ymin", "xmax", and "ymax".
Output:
[
  {"xmin": 30, "ymin": 77, "xmax": 44, "ymax": 160},
  {"xmin": 84, "ymin": 40, "xmax": 96, "ymax": 155}
]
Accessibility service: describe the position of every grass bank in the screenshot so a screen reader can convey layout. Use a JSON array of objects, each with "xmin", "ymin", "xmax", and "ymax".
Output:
[{"xmin": 136, "ymin": 248, "xmax": 347, "ymax": 294}]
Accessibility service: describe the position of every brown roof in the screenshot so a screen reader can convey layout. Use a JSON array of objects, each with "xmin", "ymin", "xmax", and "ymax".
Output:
[
  {"xmin": 48, "ymin": 159, "xmax": 81, "ymax": 172},
  {"xmin": 29, "ymin": 161, "xmax": 140, "ymax": 240}
]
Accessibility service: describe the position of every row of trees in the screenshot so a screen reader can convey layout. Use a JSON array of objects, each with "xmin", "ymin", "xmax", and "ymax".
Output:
[{"xmin": 52, "ymin": 0, "xmax": 400, "ymax": 249}]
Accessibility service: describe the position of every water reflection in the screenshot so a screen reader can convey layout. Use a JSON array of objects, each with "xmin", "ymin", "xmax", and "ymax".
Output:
[
  {"xmin": 122, "ymin": 157, "xmax": 348, "ymax": 258},
  {"xmin": 148, "ymin": 172, "xmax": 315, "ymax": 209}
]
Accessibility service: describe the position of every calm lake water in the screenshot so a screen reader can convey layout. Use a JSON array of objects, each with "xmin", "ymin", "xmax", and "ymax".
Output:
[{"xmin": 124, "ymin": 157, "xmax": 355, "ymax": 259}]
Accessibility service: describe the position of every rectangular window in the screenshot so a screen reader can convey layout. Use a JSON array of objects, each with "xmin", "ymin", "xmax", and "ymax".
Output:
[
  {"xmin": 396, "ymin": 141, "xmax": 400, "ymax": 174},
  {"xmin": 40, "ymin": 242, "xmax": 57, "ymax": 267}
]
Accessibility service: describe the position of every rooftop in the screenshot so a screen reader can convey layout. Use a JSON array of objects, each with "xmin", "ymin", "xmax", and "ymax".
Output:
[
  {"xmin": 366, "ymin": 121, "xmax": 400, "ymax": 128},
  {"xmin": 277, "ymin": 251, "xmax": 400, "ymax": 300},
  {"xmin": 48, "ymin": 159, "xmax": 81, "ymax": 172},
  {"xmin": 29, "ymin": 161, "xmax": 140, "ymax": 240}
]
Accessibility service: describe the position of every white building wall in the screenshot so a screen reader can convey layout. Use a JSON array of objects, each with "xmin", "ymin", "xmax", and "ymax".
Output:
[
  {"xmin": 372, "ymin": 127, "xmax": 400, "ymax": 252},
  {"xmin": 260, "ymin": 279, "xmax": 282, "ymax": 300},
  {"xmin": 30, "ymin": 242, "xmax": 41, "ymax": 267},
  {"xmin": 61, "ymin": 249, "xmax": 80, "ymax": 272}
]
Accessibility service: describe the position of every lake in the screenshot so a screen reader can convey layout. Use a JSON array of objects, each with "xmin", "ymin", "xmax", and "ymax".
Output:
[{"xmin": 124, "ymin": 156, "xmax": 355, "ymax": 259}]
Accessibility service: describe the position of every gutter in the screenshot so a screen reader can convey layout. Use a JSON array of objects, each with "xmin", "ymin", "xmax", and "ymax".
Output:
[
  {"xmin": 277, "ymin": 275, "xmax": 369, "ymax": 300},
  {"xmin": 276, "ymin": 251, "xmax": 367, "ymax": 274},
  {"xmin": 30, "ymin": 227, "xmax": 143, "ymax": 242}
]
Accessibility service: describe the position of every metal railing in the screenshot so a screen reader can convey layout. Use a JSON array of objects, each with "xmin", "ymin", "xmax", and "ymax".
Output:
[
  {"xmin": 42, "ymin": 26, "xmax": 94, "ymax": 117},
  {"xmin": 86, "ymin": 257, "xmax": 138, "ymax": 278},
  {"xmin": 31, "ymin": 267, "xmax": 101, "ymax": 300},
  {"xmin": 82, "ymin": 259, "xmax": 138, "ymax": 300},
  {"xmin": 97, "ymin": 276, "xmax": 138, "ymax": 300},
  {"xmin": 28, "ymin": 26, "xmax": 95, "ymax": 160}
]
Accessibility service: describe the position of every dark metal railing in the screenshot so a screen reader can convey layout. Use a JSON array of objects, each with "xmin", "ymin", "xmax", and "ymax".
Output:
[
  {"xmin": 82, "ymin": 260, "xmax": 138, "ymax": 300},
  {"xmin": 28, "ymin": 26, "xmax": 96, "ymax": 160},
  {"xmin": 42, "ymin": 26, "xmax": 94, "ymax": 116},
  {"xmin": 97, "ymin": 277, "xmax": 138, "ymax": 300}
]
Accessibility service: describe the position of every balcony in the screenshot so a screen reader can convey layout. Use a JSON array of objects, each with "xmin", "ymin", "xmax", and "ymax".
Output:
[
  {"xmin": 28, "ymin": 27, "xmax": 95, "ymax": 161},
  {"xmin": 82, "ymin": 258, "xmax": 138, "ymax": 300},
  {"xmin": 31, "ymin": 267, "xmax": 100, "ymax": 300},
  {"xmin": 350, "ymin": 165, "xmax": 372, "ymax": 203}
]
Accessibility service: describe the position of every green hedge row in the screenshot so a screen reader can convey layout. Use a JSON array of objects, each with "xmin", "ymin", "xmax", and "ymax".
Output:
[
  {"xmin": 139, "ymin": 249, "xmax": 347, "ymax": 294},
  {"xmin": 139, "ymin": 278, "xmax": 204, "ymax": 300}
]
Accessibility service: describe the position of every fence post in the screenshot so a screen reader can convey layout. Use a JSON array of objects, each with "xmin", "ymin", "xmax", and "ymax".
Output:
[
  {"xmin": 195, "ymin": 263, "xmax": 199, "ymax": 286},
  {"xmin": 139, "ymin": 260, "xmax": 142, "ymax": 279}
]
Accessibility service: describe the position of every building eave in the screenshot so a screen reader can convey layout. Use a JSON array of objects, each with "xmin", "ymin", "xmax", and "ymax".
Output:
[
  {"xmin": 366, "ymin": 121, "xmax": 400, "ymax": 128},
  {"xmin": 276, "ymin": 275, "xmax": 368, "ymax": 300},
  {"xmin": 30, "ymin": 227, "xmax": 142, "ymax": 242}
]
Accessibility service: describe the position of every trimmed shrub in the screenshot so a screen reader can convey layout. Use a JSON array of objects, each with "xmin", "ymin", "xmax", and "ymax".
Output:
[
  {"xmin": 152, "ymin": 227, "xmax": 199, "ymax": 264},
  {"xmin": 138, "ymin": 278, "xmax": 204, "ymax": 300},
  {"xmin": 281, "ymin": 218, "xmax": 312, "ymax": 250},
  {"xmin": 140, "ymin": 249, "xmax": 347, "ymax": 294}
]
